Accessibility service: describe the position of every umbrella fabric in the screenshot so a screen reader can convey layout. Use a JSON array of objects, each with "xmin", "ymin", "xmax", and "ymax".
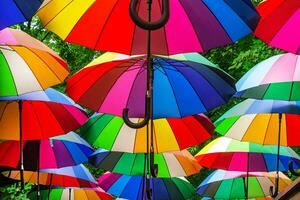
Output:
[
  {"xmin": 0, "ymin": 0, "xmax": 43, "ymax": 30},
  {"xmin": 98, "ymin": 172, "xmax": 196, "ymax": 200},
  {"xmin": 67, "ymin": 53, "xmax": 236, "ymax": 118},
  {"xmin": 37, "ymin": 0, "xmax": 259, "ymax": 55},
  {"xmin": 89, "ymin": 149, "xmax": 201, "ymax": 178},
  {"xmin": 195, "ymin": 137, "xmax": 300, "ymax": 172},
  {"xmin": 80, "ymin": 113, "xmax": 214, "ymax": 153},
  {"xmin": 197, "ymin": 170, "xmax": 292, "ymax": 199},
  {"xmin": 254, "ymin": 0, "xmax": 300, "ymax": 54},
  {"xmin": 0, "ymin": 28, "xmax": 69, "ymax": 97},
  {"xmin": 4, "ymin": 164, "xmax": 97, "ymax": 188},
  {"xmin": 0, "ymin": 100, "xmax": 87, "ymax": 140},
  {"xmin": 0, "ymin": 132, "xmax": 94, "ymax": 170},
  {"xmin": 28, "ymin": 188, "xmax": 112, "ymax": 200},
  {"xmin": 235, "ymin": 53, "xmax": 300, "ymax": 100}
]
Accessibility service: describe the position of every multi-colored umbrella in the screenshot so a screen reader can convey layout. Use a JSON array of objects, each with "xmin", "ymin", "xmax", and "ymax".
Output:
[
  {"xmin": 197, "ymin": 170, "xmax": 292, "ymax": 199},
  {"xmin": 80, "ymin": 113, "xmax": 214, "ymax": 153},
  {"xmin": 0, "ymin": 132, "xmax": 94, "ymax": 170},
  {"xmin": 195, "ymin": 137, "xmax": 300, "ymax": 172},
  {"xmin": 89, "ymin": 149, "xmax": 201, "ymax": 178},
  {"xmin": 4, "ymin": 164, "xmax": 97, "ymax": 188},
  {"xmin": 0, "ymin": 1, "xmax": 44, "ymax": 30},
  {"xmin": 254, "ymin": 0, "xmax": 300, "ymax": 54},
  {"xmin": 67, "ymin": 53, "xmax": 236, "ymax": 118},
  {"xmin": 235, "ymin": 53, "xmax": 300, "ymax": 100},
  {"xmin": 98, "ymin": 172, "xmax": 196, "ymax": 200},
  {"xmin": 27, "ymin": 188, "xmax": 112, "ymax": 200},
  {"xmin": 0, "ymin": 28, "xmax": 69, "ymax": 96},
  {"xmin": 37, "ymin": 0, "xmax": 259, "ymax": 55}
]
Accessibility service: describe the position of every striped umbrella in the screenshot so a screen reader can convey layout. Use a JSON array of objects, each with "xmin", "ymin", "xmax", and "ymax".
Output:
[
  {"xmin": 89, "ymin": 149, "xmax": 201, "ymax": 178},
  {"xmin": 27, "ymin": 188, "xmax": 112, "ymax": 200},
  {"xmin": 0, "ymin": 132, "xmax": 94, "ymax": 170},
  {"xmin": 254, "ymin": 0, "xmax": 300, "ymax": 54},
  {"xmin": 80, "ymin": 113, "xmax": 214, "ymax": 153},
  {"xmin": 67, "ymin": 52, "xmax": 236, "ymax": 118},
  {"xmin": 0, "ymin": 1, "xmax": 44, "ymax": 30},
  {"xmin": 197, "ymin": 170, "xmax": 292, "ymax": 199},
  {"xmin": 98, "ymin": 172, "xmax": 196, "ymax": 200},
  {"xmin": 235, "ymin": 53, "xmax": 300, "ymax": 101},
  {"xmin": 195, "ymin": 137, "xmax": 300, "ymax": 172},
  {"xmin": 37, "ymin": 0, "xmax": 259, "ymax": 55}
]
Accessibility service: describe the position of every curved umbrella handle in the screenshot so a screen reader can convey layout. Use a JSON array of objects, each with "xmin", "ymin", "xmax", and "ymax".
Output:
[
  {"xmin": 289, "ymin": 160, "xmax": 300, "ymax": 176},
  {"xmin": 150, "ymin": 151, "xmax": 158, "ymax": 178},
  {"xmin": 122, "ymin": 108, "xmax": 150, "ymax": 129},
  {"xmin": 129, "ymin": 0, "xmax": 170, "ymax": 30},
  {"xmin": 269, "ymin": 174, "xmax": 279, "ymax": 198}
]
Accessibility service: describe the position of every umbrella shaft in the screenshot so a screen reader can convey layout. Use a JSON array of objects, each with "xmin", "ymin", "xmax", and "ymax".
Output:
[{"xmin": 19, "ymin": 101, "xmax": 24, "ymax": 190}]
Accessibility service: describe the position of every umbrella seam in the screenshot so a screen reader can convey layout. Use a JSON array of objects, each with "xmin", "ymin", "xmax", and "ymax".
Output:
[
  {"xmin": 11, "ymin": 0, "xmax": 27, "ymax": 19},
  {"xmin": 0, "ymin": 49, "xmax": 18, "ymax": 95}
]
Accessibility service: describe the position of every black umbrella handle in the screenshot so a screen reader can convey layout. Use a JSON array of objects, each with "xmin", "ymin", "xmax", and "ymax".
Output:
[
  {"xmin": 269, "ymin": 173, "xmax": 279, "ymax": 198},
  {"xmin": 289, "ymin": 160, "xmax": 300, "ymax": 176},
  {"xmin": 129, "ymin": 0, "xmax": 170, "ymax": 30}
]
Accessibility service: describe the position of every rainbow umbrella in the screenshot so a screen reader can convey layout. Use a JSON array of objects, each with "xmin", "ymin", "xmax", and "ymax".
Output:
[
  {"xmin": 254, "ymin": 0, "xmax": 300, "ymax": 54},
  {"xmin": 28, "ymin": 188, "xmax": 112, "ymax": 200},
  {"xmin": 195, "ymin": 137, "xmax": 300, "ymax": 172},
  {"xmin": 0, "ymin": 1, "xmax": 44, "ymax": 30},
  {"xmin": 37, "ymin": 0, "xmax": 259, "ymax": 55},
  {"xmin": 235, "ymin": 53, "xmax": 300, "ymax": 100},
  {"xmin": 89, "ymin": 149, "xmax": 201, "ymax": 178},
  {"xmin": 0, "ymin": 28, "xmax": 69, "ymax": 97},
  {"xmin": 98, "ymin": 172, "xmax": 196, "ymax": 200},
  {"xmin": 80, "ymin": 113, "xmax": 213, "ymax": 153},
  {"xmin": 0, "ymin": 132, "xmax": 93, "ymax": 170},
  {"xmin": 67, "ymin": 52, "xmax": 236, "ymax": 118},
  {"xmin": 4, "ymin": 164, "xmax": 97, "ymax": 188},
  {"xmin": 197, "ymin": 170, "xmax": 292, "ymax": 199}
]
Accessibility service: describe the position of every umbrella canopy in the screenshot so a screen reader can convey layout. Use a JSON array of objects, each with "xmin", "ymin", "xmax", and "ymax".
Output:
[
  {"xmin": 254, "ymin": 0, "xmax": 300, "ymax": 54},
  {"xmin": 28, "ymin": 188, "xmax": 112, "ymax": 200},
  {"xmin": 197, "ymin": 170, "xmax": 292, "ymax": 199},
  {"xmin": 195, "ymin": 137, "xmax": 300, "ymax": 172},
  {"xmin": 0, "ymin": 100, "xmax": 87, "ymax": 140},
  {"xmin": 235, "ymin": 53, "xmax": 300, "ymax": 100},
  {"xmin": 4, "ymin": 164, "xmax": 97, "ymax": 188},
  {"xmin": 80, "ymin": 113, "xmax": 214, "ymax": 153},
  {"xmin": 37, "ymin": 0, "xmax": 259, "ymax": 55},
  {"xmin": 0, "ymin": 1, "xmax": 43, "ymax": 30},
  {"xmin": 89, "ymin": 149, "xmax": 201, "ymax": 178},
  {"xmin": 0, "ymin": 132, "xmax": 94, "ymax": 170},
  {"xmin": 0, "ymin": 28, "xmax": 69, "ymax": 97},
  {"xmin": 67, "ymin": 53, "xmax": 236, "ymax": 118},
  {"xmin": 98, "ymin": 172, "xmax": 196, "ymax": 200}
]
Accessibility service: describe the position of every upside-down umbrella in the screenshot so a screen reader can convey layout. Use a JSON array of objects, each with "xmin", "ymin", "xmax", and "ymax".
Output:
[
  {"xmin": 254, "ymin": 0, "xmax": 300, "ymax": 54},
  {"xmin": 197, "ymin": 170, "xmax": 292, "ymax": 199},
  {"xmin": 0, "ymin": 1, "xmax": 44, "ymax": 30},
  {"xmin": 89, "ymin": 149, "xmax": 201, "ymax": 178},
  {"xmin": 195, "ymin": 137, "xmax": 300, "ymax": 172},
  {"xmin": 67, "ymin": 52, "xmax": 236, "ymax": 118},
  {"xmin": 0, "ymin": 28, "xmax": 69, "ymax": 96},
  {"xmin": 98, "ymin": 172, "xmax": 196, "ymax": 200},
  {"xmin": 80, "ymin": 113, "xmax": 214, "ymax": 153},
  {"xmin": 27, "ymin": 188, "xmax": 112, "ymax": 200},
  {"xmin": 0, "ymin": 132, "xmax": 93, "ymax": 170},
  {"xmin": 37, "ymin": 0, "xmax": 259, "ymax": 55}
]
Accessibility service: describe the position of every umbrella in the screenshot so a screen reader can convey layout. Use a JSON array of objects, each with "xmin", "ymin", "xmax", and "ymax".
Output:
[
  {"xmin": 67, "ymin": 52, "xmax": 236, "ymax": 118},
  {"xmin": 0, "ymin": 132, "xmax": 94, "ymax": 170},
  {"xmin": 98, "ymin": 172, "xmax": 196, "ymax": 200},
  {"xmin": 235, "ymin": 53, "xmax": 300, "ymax": 100},
  {"xmin": 0, "ymin": 1, "xmax": 44, "ymax": 30},
  {"xmin": 0, "ymin": 28, "xmax": 69, "ymax": 96},
  {"xmin": 36, "ymin": 0, "xmax": 259, "ymax": 55},
  {"xmin": 89, "ymin": 149, "xmax": 201, "ymax": 178},
  {"xmin": 80, "ymin": 113, "xmax": 214, "ymax": 153},
  {"xmin": 4, "ymin": 164, "xmax": 97, "ymax": 188},
  {"xmin": 197, "ymin": 170, "xmax": 292, "ymax": 199},
  {"xmin": 254, "ymin": 0, "xmax": 300, "ymax": 54},
  {"xmin": 195, "ymin": 137, "xmax": 300, "ymax": 172},
  {"xmin": 27, "ymin": 188, "xmax": 112, "ymax": 200}
]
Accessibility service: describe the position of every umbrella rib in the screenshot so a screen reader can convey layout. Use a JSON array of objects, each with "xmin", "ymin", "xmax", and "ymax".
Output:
[
  {"xmin": 262, "ymin": 114, "xmax": 274, "ymax": 145},
  {"xmin": 11, "ymin": 0, "xmax": 27, "ymax": 19},
  {"xmin": 0, "ymin": 49, "xmax": 18, "ymax": 95},
  {"xmin": 181, "ymin": 118, "xmax": 204, "ymax": 149},
  {"xmin": 29, "ymin": 101, "xmax": 45, "ymax": 140},
  {"xmin": 129, "ymin": 1, "xmax": 143, "ymax": 55}
]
